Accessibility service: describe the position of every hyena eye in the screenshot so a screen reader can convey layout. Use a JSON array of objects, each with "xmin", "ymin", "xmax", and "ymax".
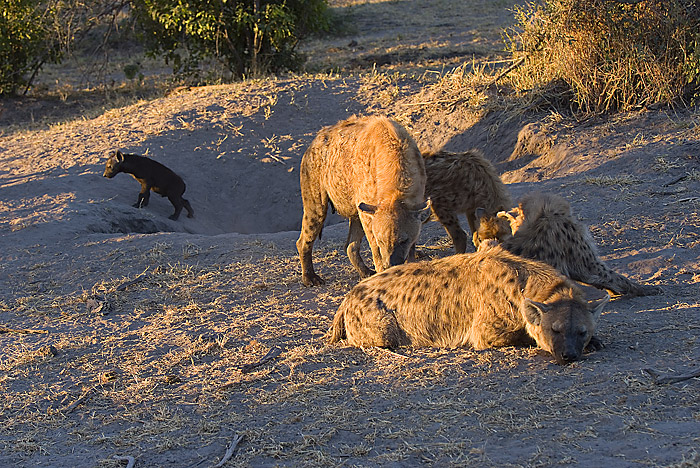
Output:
[{"xmin": 579, "ymin": 330, "xmax": 588, "ymax": 337}]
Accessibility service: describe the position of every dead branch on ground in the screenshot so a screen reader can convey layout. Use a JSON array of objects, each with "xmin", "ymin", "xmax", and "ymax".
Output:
[
  {"xmin": 213, "ymin": 435, "xmax": 244, "ymax": 468},
  {"xmin": 62, "ymin": 385, "xmax": 98, "ymax": 413},
  {"xmin": 115, "ymin": 268, "xmax": 150, "ymax": 292},
  {"xmin": 0, "ymin": 326, "xmax": 48, "ymax": 334},
  {"xmin": 241, "ymin": 347, "xmax": 281, "ymax": 374},
  {"xmin": 113, "ymin": 455, "xmax": 136, "ymax": 468},
  {"xmin": 644, "ymin": 367, "xmax": 700, "ymax": 384}
]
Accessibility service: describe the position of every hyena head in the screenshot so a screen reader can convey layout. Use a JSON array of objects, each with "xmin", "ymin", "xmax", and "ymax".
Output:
[
  {"xmin": 103, "ymin": 150, "xmax": 125, "ymax": 178},
  {"xmin": 522, "ymin": 294, "xmax": 609, "ymax": 365},
  {"xmin": 359, "ymin": 199, "xmax": 431, "ymax": 271},
  {"xmin": 473, "ymin": 207, "xmax": 514, "ymax": 246}
]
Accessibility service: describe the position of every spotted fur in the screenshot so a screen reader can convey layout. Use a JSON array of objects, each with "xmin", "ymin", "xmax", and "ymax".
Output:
[
  {"xmin": 423, "ymin": 149, "xmax": 512, "ymax": 252},
  {"xmin": 477, "ymin": 192, "xmax": 661, "ymax": 297},
  {"xmin": 328, "ymin": 244, "xmax": 609, "ymax": 364},
  {"xmin": 297, "ymin": 115, "xmax": 430, "ymax": 286}
]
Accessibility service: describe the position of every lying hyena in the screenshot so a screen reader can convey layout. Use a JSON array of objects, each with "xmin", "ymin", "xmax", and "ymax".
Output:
[
  {"xmin": 297, "ymin": 115, "xmax": 430, "ymax": 286},
  {"xmin": 476, "ymin": 192, "xmax": 661, "ymax": 297},
  {"xmin": 328, "ymin": 244, "xmax": 609, "ymax": 364},
  {"xmin": 423, "ymin": 149, "xmax": 512, "ymax": 253}
]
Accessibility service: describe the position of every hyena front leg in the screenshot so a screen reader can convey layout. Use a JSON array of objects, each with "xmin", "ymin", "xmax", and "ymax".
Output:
[
  {"xmin": 135, "ymin": 182, "xmax": 150, "ymax": 208},
  {"xmin": 345, "ymin": 216, "xmax": 375, "ymax": 279},
  {"xmin": 296, "ymin": 191, "xmax": 330, "ymax": 286}
]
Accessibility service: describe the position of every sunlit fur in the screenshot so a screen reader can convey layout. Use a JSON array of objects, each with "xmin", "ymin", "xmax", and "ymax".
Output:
[
  {"xmin": 297, "ymin": 115, "xmax": 429, "ymax": 286},
  {"xmin": 478, "ymin": 192, "xmax": 661, "ymax": 297},
  {"xmin": 328, "ymin": 244, "xmax": 609, "ymax": 364}
]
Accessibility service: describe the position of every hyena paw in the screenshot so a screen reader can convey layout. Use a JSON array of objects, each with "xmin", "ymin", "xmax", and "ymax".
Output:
[
  {"xmin": 302, "ymin": 272, "xmax": 325, "ymax": 287},
  {"xmin": 585, "ymin": 336, "xmax": 605, "ymax": 352}
]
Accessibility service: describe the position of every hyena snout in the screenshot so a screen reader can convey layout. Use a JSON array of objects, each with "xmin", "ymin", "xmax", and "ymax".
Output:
[
  {"xmin": 557, "ymin": 345, "xmax": 582, "ymax": 364},
  {"xmin": 388, "ymin": 243, "xmax": 411, "ymax": 267}
]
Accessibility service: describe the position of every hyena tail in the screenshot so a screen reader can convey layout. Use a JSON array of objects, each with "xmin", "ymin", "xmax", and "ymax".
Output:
[{"xmin": 326, "ymin": 306, "xmax": 347, "ymax": 343}]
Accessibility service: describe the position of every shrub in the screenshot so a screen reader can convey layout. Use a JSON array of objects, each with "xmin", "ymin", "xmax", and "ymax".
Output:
[
  {"xmin": 0, "ymin": 0, "xmax": 61, "ymax": 95},
  {"xmin": 0, "ymin": 0, "xmax": 131, "ymax": 95},
  {"xmin": 131, "ymin": 0, "xmax": 330, "ymax": 81},
  {"xmin": 506, "ymin": 0, "xmax": 700, "ymax": 114}
]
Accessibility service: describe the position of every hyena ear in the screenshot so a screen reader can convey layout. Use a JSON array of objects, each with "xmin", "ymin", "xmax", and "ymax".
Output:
[
  {"xmin": 358, "ymin": 202, "xmax": 377, "ymax": 215},
  {"xmin": 498, "ymin": 210, "xmax": 520, "ymax": 233},
  {"xmin": 497, "ymin": 210, "xmax": 516, "ymax": 222},
  {"xmin": 588, "ymin": 294, "xmax": 610, "ymax": 320},
  {"xmin": 416, "ymin": 199, "xmax": 432, "ymax": 223},
  {"xmin": 524, "ymin": 298, "xmax": 551, "ymax": 326}
]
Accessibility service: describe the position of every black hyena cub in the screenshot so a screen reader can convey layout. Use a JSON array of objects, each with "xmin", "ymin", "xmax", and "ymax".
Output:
[{"xmin": 103, "ymin": 150, "xmax": 194, "ymax": 220}]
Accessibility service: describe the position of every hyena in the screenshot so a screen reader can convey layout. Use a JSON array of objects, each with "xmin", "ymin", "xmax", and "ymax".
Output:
[
  {"xmin": 328, "ymin": 244, "xmax": 609, "ymax": 364},
  {"xmin": 424, "ymin": 149, "xmax": 512, "ymax": 253},
  {"xmin": 297, "ymin": 115, "xmax": 430, "ymax": 286},
  {"xmin": 103, "ymin": 150, "xmax": 194, "ymax": 221},
  {"xmin": 476, "ymin": 192, "xmax": 661, "ymax": 297}
]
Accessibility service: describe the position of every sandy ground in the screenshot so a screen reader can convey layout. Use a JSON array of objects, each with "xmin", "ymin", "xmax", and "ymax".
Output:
[{"xmin": 1, "ymin": 1, "xmax": 699, "ymax": 467}]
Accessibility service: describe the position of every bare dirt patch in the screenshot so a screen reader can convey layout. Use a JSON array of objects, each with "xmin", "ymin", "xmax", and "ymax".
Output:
[{"xmin": 1, "ymin": 1, "xmax": 699, "ymax": 467}]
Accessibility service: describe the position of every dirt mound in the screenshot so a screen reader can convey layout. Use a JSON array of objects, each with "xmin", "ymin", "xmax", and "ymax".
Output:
[{"xmin": 0, "ymin": 78, "xmax": 359, "ymax": 237}]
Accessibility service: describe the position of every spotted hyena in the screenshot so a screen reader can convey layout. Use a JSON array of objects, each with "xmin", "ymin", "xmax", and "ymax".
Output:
[
  {"xmin": 328, "ymin": 244, "xmax": 609, "ymax": 364},
  {"xmin": 423, "ymin": 149, "xmax": 512, "ymax": 253},
  {"xmin": 103, "ymin": 150, "xmax": 194, "ymax": 221},
  {"xmin": 476, "ymin": 192, "xmax": 661, "ymax": 297},
  {"xmin": 297, "ymin": 115, "xmax": 430, "ymax": 286}
]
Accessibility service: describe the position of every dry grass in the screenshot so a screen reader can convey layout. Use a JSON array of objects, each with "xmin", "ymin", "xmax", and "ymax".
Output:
[
  {"xmin": 582, "ymin": 174, "xmax": 641, "ymax": 187},
  {"xmin": 1, "ymin": 225, "xmax": 698, "ymax": 466},
  {"xmin": 506, "ymin": 0, "xmax": 700, "ymax": 114}
]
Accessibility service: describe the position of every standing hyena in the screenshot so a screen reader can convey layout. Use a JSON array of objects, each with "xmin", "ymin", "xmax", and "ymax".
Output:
[
  {"xmin": 103, "ymin": 150, "xmax": 194, "ymax": 221},
  {"xmin": 328, "ymin": 244, "xmax": 609, "ymax": 365},
  {"xmin": 476, "ymin": 192, "xmax": 661, "ymax": 297},
  {"xmin": 423, "ymin": 149, "xmax": 512, "ymax": 253},
  {"xmin": 297, "ymin": 115, "xmax": 430, "ymax": 286}
]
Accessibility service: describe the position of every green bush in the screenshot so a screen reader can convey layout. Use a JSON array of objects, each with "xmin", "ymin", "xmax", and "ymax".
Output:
[
  {"xmin": 132, "ymin": 0, "xmax": 330, "ymax": 81},
  {"xmin": 507, "ymin": 0, "xmax": 700, "ymax": 114},
  {"xmin": 0, "ymin": 0, "xmax": 61, "ymax": 95}
]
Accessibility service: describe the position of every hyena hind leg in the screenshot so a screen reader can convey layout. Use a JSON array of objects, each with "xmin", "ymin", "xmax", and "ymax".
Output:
[
  {"xmin": 589, "ymin": 272, "xmax": 662, "ymax": 297},
  {"xmin": 433, "ymin": 209, "xmax": 469, "ymax": 254},
  {"xmin": 343, "ymin": 297, "xmax": 409, "ymax": 348}
]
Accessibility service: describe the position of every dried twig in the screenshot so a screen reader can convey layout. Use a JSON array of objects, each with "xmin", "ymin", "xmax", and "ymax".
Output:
[
  {"xmin": 241, "ymin": 347, "xmax": 281, "ymax": 374},
  {"xmin": 664, "ymin": 196, "xmax": 700, "ymax": 206},
  {"xmin": 213, "ymin": 435, "xmax": 244, "ymax": 468},
  {"xmin": 115, "ymin": 268, "xmax": 150, "ymax": 292},
  {"xmin": 62, "ymin": 385, "xmax": 97, "ymax": 414},
  {"xmin": 373, "ymin": 347, "xmax": 410, "ymax": 359},
  {"xmin": 491, "ymin": 56, "xmax": 526, "ymax": 85},
  {"xmin": 644, "ymin": 367, "xmax": 700, "ymax": 384},
  {"xmin": 113, "ymin": 455, "xmax": 136, "ymax": 468},
  {"xmin": 662, "ymin": 175, "xmax": 687, "ymax": 187},
  {"xmin": 0, "ymin": 326, "xmax": 48, "ymax": 334}
]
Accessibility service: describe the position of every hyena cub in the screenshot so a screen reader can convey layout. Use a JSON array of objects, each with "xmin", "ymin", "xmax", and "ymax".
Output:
[
  {"xmin": 103, "ymin": 150, "xmax": 194, "ymax": 221},
  {"xmin": 328, "ymin": 244, "xmax": 609, "ymax": 365},
  {"xmin": 476, "ymin": 192, "xmax": 661, "ymax": 297},
  {"xmin": 424, "ymin": 149, "xmax": 512, "ymax": 253}
]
